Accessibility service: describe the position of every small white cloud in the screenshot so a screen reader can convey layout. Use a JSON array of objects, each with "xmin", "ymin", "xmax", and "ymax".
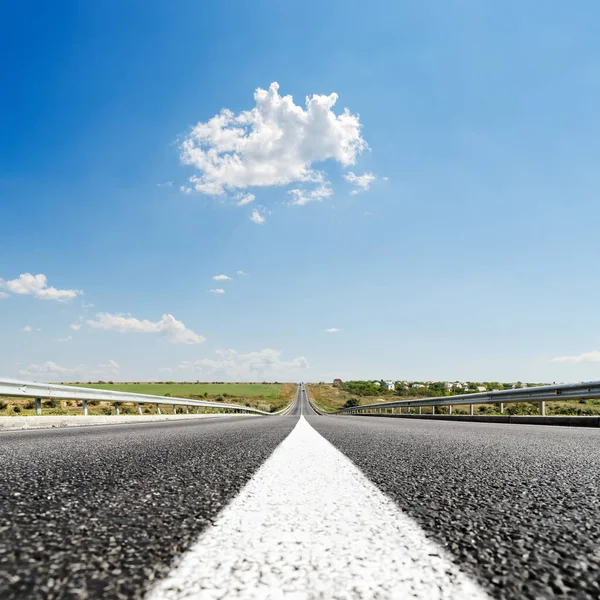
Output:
[
  {"xmin": 157, "ymin": 181, "xmax": 173, "ymax": 188},
  {"xmin": 325, "ymin": 328, "xmax": 340, "ymax": 333},
  {"xmin": 551, "ymin": 351, "xmax": 600, "ymax": 363},
  {"xmin": 213, "ymin": 274, "xmax": 232, "ymax": 281},
  {"xmin": 180, "ymin": 82, "xmax": 367, "ymax": 196},
  {"xmin": 236, "ymin": 270, "xmax": 249, "ymax": 276},
  {"xmin": 180, "ymin": 186, "xmax": 192, "ymax": 195},
  {"xmin": 1, "ymin": 273, "xmax": 82, "ymax": 302},
  {"xmin": 86, "ymin": 312, "xmax": 205, "ymax": 344},
  {"xmin": 57, "ymin": 336, "xmax": 73, "ymax": 343},
  {"xmin": 382, "ymin": 176, "xmax": 389, "ymax": 181},
  {"xmin": 236, "ymin": 193, "xmax": 255, "ymax": 206},
  {"xmin": 81, "ymin": 302, "xmax": 95, "ymax": 309},
  {"xmin": 364, "ymin": 211, "xmax": 372, "ymax": 217},
  {"xmin": 70, "ymin": 318, "xmax": 83, "ymax": 331},
  {"xmin": 22, "ymin": 325, "xmax": 40, "ymax": 333},
  {"xmin": 288, "ymin": 183, "xmax": 333, "ymax": 206},
  {"xmin": 0, "ymin": 292, "xmax": 9, "ymax": 299},
  {"xmin": 208, "ymin": 288, "xmax": 226, "ymax": 294},
  {"xmin": 250, "ymin": 209, "xmax": 266, "ymax": 225},
  {"xmin": 345, "ymin": 171, "xmax": 376, "ymax": 195}
]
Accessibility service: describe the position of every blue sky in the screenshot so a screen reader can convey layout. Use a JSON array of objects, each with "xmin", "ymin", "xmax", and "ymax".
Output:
[{"xmin": 2, "ymin": 0, "xmax": 600, "ymax": 383}]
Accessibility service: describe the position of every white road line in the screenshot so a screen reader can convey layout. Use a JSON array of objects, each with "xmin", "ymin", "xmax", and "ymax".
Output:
[{"xmin": 147, "ymin": 417, "xmax": 489, "ymax": 599}]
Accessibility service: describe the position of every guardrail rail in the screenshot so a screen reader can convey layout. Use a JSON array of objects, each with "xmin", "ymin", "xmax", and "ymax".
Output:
[
  {"xmin": 0, "ymin": 378, "xmax": 294, "ymax": 417},
  {"xmin": 333, "ymin": 380, "xmax": 600, "ymax": 417}
]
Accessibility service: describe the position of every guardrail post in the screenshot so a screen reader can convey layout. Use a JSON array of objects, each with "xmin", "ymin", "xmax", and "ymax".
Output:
[
  {"xmin": 34, "ymin": 397, "xmax": 42, "ymax": 416},
  {"xmin": 470, "ymin": 404, "xmax": 474, "ymax": 416},
  {"xmin": 539, "ymin": 401, "xmax": 546, "ymax": 416},
  {"xmin": 173, "ymin": 405, "xmax": 177, "ymax": 414},
  {"xmin": 449, "ymin": 405, "xmax": 453, "ymax": 415},
  {"xmin": 82, "ymin": 400, "xmax": 88, "ymax": 416},
  {"xmin": 136, "ymin": 403, "xmax": 142, "ymax": 415},
  {"xmin": 431, "ymin": 406, "xmax": 435, "ymax": 415},
  {"xmin": 156, "ymin": 403, "xmax": 161, "ymax": 415},
  {"xmin": 114, "ymin": 402, "xmax": 120, "ymax": 416},
  {"xmin": 419, "ymin": 407, "xmax": 422, "ymax": 415},
  {"xmin": 185, "ymin": 406, "xmax": 189, "ymax": 414},
  {"xmin": 500, "ymin": 402, "xmax": 504, "ymax": 414}
]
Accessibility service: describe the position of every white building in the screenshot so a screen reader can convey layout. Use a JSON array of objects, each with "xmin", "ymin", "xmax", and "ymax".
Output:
[
  {"xmin": 384, "ymin": 380, "xmax": 395, "ymax": 391},
  {"xmin": 476, "ymin": 386, "xmax": 487, "ymax": 392}
]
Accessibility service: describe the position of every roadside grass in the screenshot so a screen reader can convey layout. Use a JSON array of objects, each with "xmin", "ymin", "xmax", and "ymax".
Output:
[
  {"xmin": 306, "ymin": 385, "xmax": 600, "ymax": 416},
  {"xmin": 0, "ymin": 382, "xmax": 296, "ymax": 416}
]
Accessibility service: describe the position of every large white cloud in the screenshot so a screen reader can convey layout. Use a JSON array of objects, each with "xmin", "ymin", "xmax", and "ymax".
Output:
[
  {"xmin": 166, "ymin": 348, "xmax": 309, "ymax": 380},
  {"xmin": 180, "ymin": 82, "xmax": 367, "ymax": 196},
  {"xmin": 86, "ymin": 313, "xmax": 205, "ymax": 345},
  {"xmin": 551, "ymin": 351, "xmax": 600, "ymax": 363},
  {"xmin": 0, "ymin": 273, "xmax": 82, "ymax": 301}
]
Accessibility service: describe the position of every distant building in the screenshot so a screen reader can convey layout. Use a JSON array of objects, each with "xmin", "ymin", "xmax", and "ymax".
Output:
[
  {"xmin": 333, "ymin": 378, "xmax": 342, "ymax": 386},
  {"xmin": 384, "ymin": 380, "xmax": 395, "ymax": 391},
  {"xmin": 476, "ymin": 386, "xmax": 487, "ymax": 392},
  {"xmin": 373, "ymin": 381, "xmax": 381, "ymax": 387}
]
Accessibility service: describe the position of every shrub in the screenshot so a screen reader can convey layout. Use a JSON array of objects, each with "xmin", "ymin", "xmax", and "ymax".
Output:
[
  {"xmin": 43, "ymin": 399, "xmax": 57, "ymax": 408},
  {"xmin": 0, "ymin": 400, "xmax": 7, "ymax": 410},
  {"xmin": 344, "ymin": 398, "xmax": 360, "ymax": 408},
  {"xmin": 101, "ymin": 406, "xmax": 113, "ymax": 415},
  {"xmin": 13, "ymin": 406, "xmax": 21, "ymax": 413}
]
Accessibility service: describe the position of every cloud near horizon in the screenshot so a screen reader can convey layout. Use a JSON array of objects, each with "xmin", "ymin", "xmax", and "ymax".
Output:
[
  {"xmin": 551, "ymin": 350, "xmax": 600, "ymax": 363},
  {"xmin": 163, "ymin": 348, "xmax": 309, "ymax": 380},
  {"xmin": 19, "ymin": 359, "xmax": 121, "ymax": 379}
]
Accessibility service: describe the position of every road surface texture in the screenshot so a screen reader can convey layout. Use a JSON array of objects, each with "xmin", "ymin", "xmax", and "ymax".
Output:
[
  {"xmin": 0, "ymin": 384, "xmax": 598, "ymax": 598},
  {"xmin": 0, "ymin": 395, "xmax": 300, "ymax": 599},
  {"xmin": 305, "ymin": 391, "xmax": 600, "ymax": 599}
]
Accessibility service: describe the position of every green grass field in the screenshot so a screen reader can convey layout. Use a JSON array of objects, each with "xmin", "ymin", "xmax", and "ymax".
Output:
[{"xmin": 67, "ymin": 382, "xmax": 283, "ymax": 400}]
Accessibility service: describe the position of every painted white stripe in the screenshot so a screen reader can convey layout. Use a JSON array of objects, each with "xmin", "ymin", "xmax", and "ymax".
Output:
[{"xmin": 147, "ymin": 417, "xmax": 489, "ymax": 599}]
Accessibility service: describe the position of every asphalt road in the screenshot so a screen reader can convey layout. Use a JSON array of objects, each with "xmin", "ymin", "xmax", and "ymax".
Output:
[
  {"xmin": 0, "ymin": 411, "xmax": 298, "ymax": 598},
  {"xmin": 304, "ymin": 388, "xmax": 600, "ymax": 599},
  {"xmin": 1, "ymin": 385, "xmax": 599, "ymax": 598}
]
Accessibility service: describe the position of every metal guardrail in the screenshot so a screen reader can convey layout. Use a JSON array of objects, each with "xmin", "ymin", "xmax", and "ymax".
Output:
[
  {"xmin": 334, "ymin": 380, "xmax": 600, "ymax": 417},
  {"xmin": 0, "ymin": 378, "xmax": 289, "ymax": 417}
]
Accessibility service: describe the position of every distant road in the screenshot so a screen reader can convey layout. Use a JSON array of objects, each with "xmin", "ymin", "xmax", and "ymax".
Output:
[{"xmin": 1, "ymin": 385, "xmax": 599, "ymax": 598}]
